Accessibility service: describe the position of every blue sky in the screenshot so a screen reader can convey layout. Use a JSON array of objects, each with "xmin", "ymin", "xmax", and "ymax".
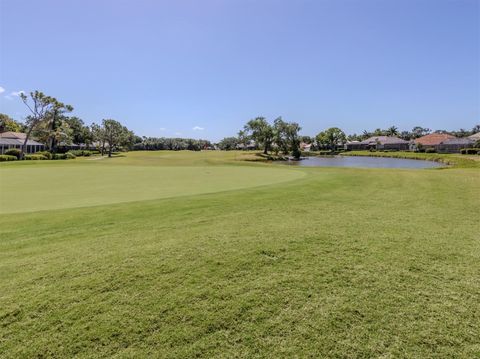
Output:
[{"xmin": 0, "ymin": 0, "xmax": 478, "ymax": 140}]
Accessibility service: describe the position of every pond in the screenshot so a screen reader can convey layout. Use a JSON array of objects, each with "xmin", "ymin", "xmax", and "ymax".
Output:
[{"xmin": 282, "ymin": 155, "xmax": 444, "ymax": 169}]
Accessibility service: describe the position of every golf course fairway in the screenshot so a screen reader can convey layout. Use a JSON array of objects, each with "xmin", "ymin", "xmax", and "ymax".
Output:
[
  {"xmin": 0, "ymin": 164, "xmax": 304, "ymax": 214},
  {"xmin": 0, "ymin": 151, "xmax": 479, "ymax": 358}
]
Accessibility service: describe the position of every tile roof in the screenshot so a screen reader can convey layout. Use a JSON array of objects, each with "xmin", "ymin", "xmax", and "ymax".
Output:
[
  {"xmin": 468, "ymin": 132, "xmax": 480, "ymax": 141},
  {"xmin": 414, "ymin": 133, "xmax": 455, "ymax": 146},
  {"xmin": 361, "ymin": 136, "xmax": 408, "ymax": 145},
  {"xmin": 0, "ymin": 138, "xmax": 45, "ymax": 146},
  {"xmin": 0, "ymin": 131, "xmax": 45, "ymax": 146},
  {"xmin": 439, "ymin": 137, "xmax": 474, "ymax": 145},
  {"xmin": 0, "ymin": 131, "xmax": 27, "ymax": 139}
]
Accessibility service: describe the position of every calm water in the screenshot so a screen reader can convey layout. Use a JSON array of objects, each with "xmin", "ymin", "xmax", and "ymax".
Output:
[{"xmin": 283, "ymin": 156, "xmax": 443, "ymax": 169}]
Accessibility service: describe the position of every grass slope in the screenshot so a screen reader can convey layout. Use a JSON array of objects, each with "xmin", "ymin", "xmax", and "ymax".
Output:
[
  {"xmin": 0, "ymin": 163, "xmax": 303, "ymax": 213},
  {"xmin": 1, "ymin": 152, "xmax": 479, "ymax": 358}
]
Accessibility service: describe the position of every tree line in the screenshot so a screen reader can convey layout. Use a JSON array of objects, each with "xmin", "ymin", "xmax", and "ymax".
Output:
[
  {"xmin": 0, "ymin": 91, "xmax": 136, "ymax": 158},
  {"xmin": 220, "ymin": 117, "xmax": 303, "ymax": 158},
  {"xmin": 1, "ymin": 90, "xmax": 478, "ymax": 158},
  {"xmin": 133, "ymin": 137, "xmax": 212, "ymax": 151},
  {"xmin": 219, "ymin": 122, "xmax": 480, "ymax": 154}
]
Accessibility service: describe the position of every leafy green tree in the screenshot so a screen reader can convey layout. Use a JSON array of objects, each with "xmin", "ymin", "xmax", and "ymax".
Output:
[
  {"xmin": 273, "ymin": 117, "xmax": 302, "ymax": 158},
  {"xmin": 386, "ymin": 126, "xmax": 399, "ymax": 136},
  {"xmin": 299, "ymin": 135, "xmax": 314, "ymax": 144},
  {"xmin": 19, "ymin": 91, "xmax": 72, "ymax": 159},
  {"xmin": 34, "ymin": 102, "xmax": 74, "ymax": 152},
  {"xmin": 91, "ymin": 123, "xmax": 107, "ymax": 155},
  {"xmin": 452, "ymin": 128, "xmax": 470, "ymax": 138},
  {"xmin": 316, "ymin": 127, "xmax": 346, "ymax": 151},
  {"xmin": 46, "ymin": 102, "xmax": 73, "ymax": 152},
  {"xmin": 34, "ymin": 116, "xmax": 73, "ymax": 152},
  {"xmin": 0, "ymin": 113, "xmax": 23, "ymax": 132},
  {"xmin": 102, "ymin": 119, "xmax": 131, "ymax": 157},
  {"xmin": 347, "ymin": 133, "xmax": 362, "ymax": 142},
  {"xmin": 237, "ymin": 130, "xmax": 250, "ymax": 150},
  {"xmin": 218, "ymin": 137, "xmax": 239, "ymax": 150},
  {"xmin": 134, "ymin": 137, "xmax": 211, "ymax": 151},
  {"xmin": 399, "ymin": 130, "xmax": 412, "ymax": 140},
  {"xmin": 411, "ymin": 126, "xmax": 431, "ymax": 139},
  {"xmin": 65, "ymin": 117, "xmax": 93, "ymax": 145},
  {"xmin": 244, "ymin": 117, "xmax": 274, "ymax": 154},
  {"xmin": 361, "ymin": 130, "xmax": 371, "ymax": 140}
]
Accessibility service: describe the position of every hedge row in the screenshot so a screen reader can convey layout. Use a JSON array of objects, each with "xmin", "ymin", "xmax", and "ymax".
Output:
[
  {"xmin": 460, "ymin": 148, "xmax": 480, "ymax": 155},
  {"xmin": 0, "ymin": 151, "xmax": 78, "ymax": 161},
  {"xmin": 68, "ymin": 150, "xmax": 99, "ymax": 157},
  {"xmin": 0, "ymin": 155, "xmax": 17, "ymax": 162}
]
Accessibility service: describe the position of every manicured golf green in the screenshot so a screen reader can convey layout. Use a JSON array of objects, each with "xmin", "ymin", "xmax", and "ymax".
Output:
[
  {"xmin": 0, "ymin": 163, "xmax": 304, "ymax": 214},
  {"xmin": 0, "ymin": 151, "xmax": 479, "ymax": 358}
]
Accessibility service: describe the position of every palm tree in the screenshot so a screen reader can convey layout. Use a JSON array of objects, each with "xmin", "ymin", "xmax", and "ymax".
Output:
[
  {"xmin": 386, "ymin": 126, "xmax": 399, "ymax": 136},
  {"xmin": 362, "ymin": 130, "xmax": 371, "ymax": 140}
]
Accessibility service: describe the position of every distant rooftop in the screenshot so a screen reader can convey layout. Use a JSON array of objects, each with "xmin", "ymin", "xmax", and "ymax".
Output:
[
  {"xmin": 361, "ymin": 136, "xmax": 408, "ymax": 145},
  {"xmin": 414, "ymin": 133, "xmax": 455, "ymax": 146},
  {"xmin": 0, "ymin": 131, "xmax": 44, "ymax": 146},
  {"xmin": 440, "ymin": 137, "xmax": 474, "ymax": 145},
  {"xmin": 0, "ymin": 131, "xmax": 27, "ymax": 140},
  {"xmin": 468, "ymin": 132, "xmax": 480, "ymax": 141}
]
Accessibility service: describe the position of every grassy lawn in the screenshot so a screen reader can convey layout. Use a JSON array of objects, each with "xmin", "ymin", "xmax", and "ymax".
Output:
[
  {"xmin": 1, "ymin": 151, "xmax": 479, "ymax": 358},
  {"xmin": 0, "ymin": 152, "xmax": 303, "ymax": 214}
]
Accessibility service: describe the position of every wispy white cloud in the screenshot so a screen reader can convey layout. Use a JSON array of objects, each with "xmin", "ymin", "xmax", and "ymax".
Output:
[
  {"xmin": 192, "ymin": 126, "xmax": 204, "ymax": 131},
  {"xmin": 174, "ymin": 132, "xmax": 182, "ymax": 136},
  {"xmin": 159, "ymin": 127, "xmax": 166, "ymax": 131},
  {"xmin": 4, "ymin": 90, "xmax": 25, "ymax": 100},
  {"xmin": 0, "ymin": 86, "xmax": 5, "ymax": 94}
]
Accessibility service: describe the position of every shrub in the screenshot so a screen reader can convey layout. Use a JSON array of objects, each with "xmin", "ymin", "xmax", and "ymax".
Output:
[
  {"xmin": 35, "ymin": 151, "xmax": 52, "ymax": 160},
  {"xmin": 459, "ymin": 148, "xmax": 478, "ymax": 155},
  {"xmin": 68, "ymin": 150, "xmax": 96, "ymax": 157},
  {"xmin": 68, "ymin": 150, "xmax": 82, "ymax": 156},
  {"xmin": 53, "ymin": 153, "xmax": 68, "ymax": 160},
  {"xmin": 291, "ymin": 147, "xmax": 301, "ymax": 159},
  {"xmin": 0, "ymin": 154, "xmax": 17, "ymax": 162},
  {"xmin": 425, "ymin": 148, "xmax": 436, "ymax": 153},
  {"xmin": 25, "ymin": 154, "xmax": 47, "ymax": 160},
  {"xmin": 65, "ymin": 152, "xmax": 76, "ymax": 159},
  {"xmin": 4, "ymin": 148, "xmax": 21, "ymax": 159}
]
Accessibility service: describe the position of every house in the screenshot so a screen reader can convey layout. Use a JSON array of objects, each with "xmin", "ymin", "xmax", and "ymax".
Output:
[
  {"xmin": 344, "ymin": 140, "xmax": 363, "ymax": 150},
  {"xmin": 237, "ymin": 140, "xmax": 256, "ymax": 150},
  {"xmin": 468, "ymin": 132, "xmax": 480, "ymax": 142},
  {"xmin": 413, "ymin": 133, "xmax": 477, "ymax": 153},
  {"xmin": 437, "ymin": 137, "xmax": 474, "ymax": 153},
  {"xmin": 0, "ymin": 132, "xmax": 45, "ymax": 154},
  {"xmin": 346, "ymin": 136, "xmax": 409, "ymax": 151},
  {"xmin": 300, "ymin": 142, "xmax": 312, "ymax": 152},
  {"xmin": 414, "ymin": 133, "xmax": 455, "ymax": 150}
]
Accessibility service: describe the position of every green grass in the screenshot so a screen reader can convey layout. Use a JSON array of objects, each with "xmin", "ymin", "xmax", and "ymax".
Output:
[
  {"xmin": 1, "ymin": 151, "xmax": 479, "ymax": 358},
  {"xmin": 0, "ymin": 152, "xmax": 303, "ymax": 214},
  {"xmin": 341, "ymin": 150, "xmax": 480, "ymax": 168}
]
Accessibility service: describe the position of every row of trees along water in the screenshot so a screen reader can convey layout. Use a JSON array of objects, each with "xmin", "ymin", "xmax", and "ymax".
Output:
[
  {"xmin": 219, "ymin": 120, "xmax": 480, "ymax": 156},
  {"xmin": 1, "ymin": 90, "xmax": 479, "ymax": 159}
]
